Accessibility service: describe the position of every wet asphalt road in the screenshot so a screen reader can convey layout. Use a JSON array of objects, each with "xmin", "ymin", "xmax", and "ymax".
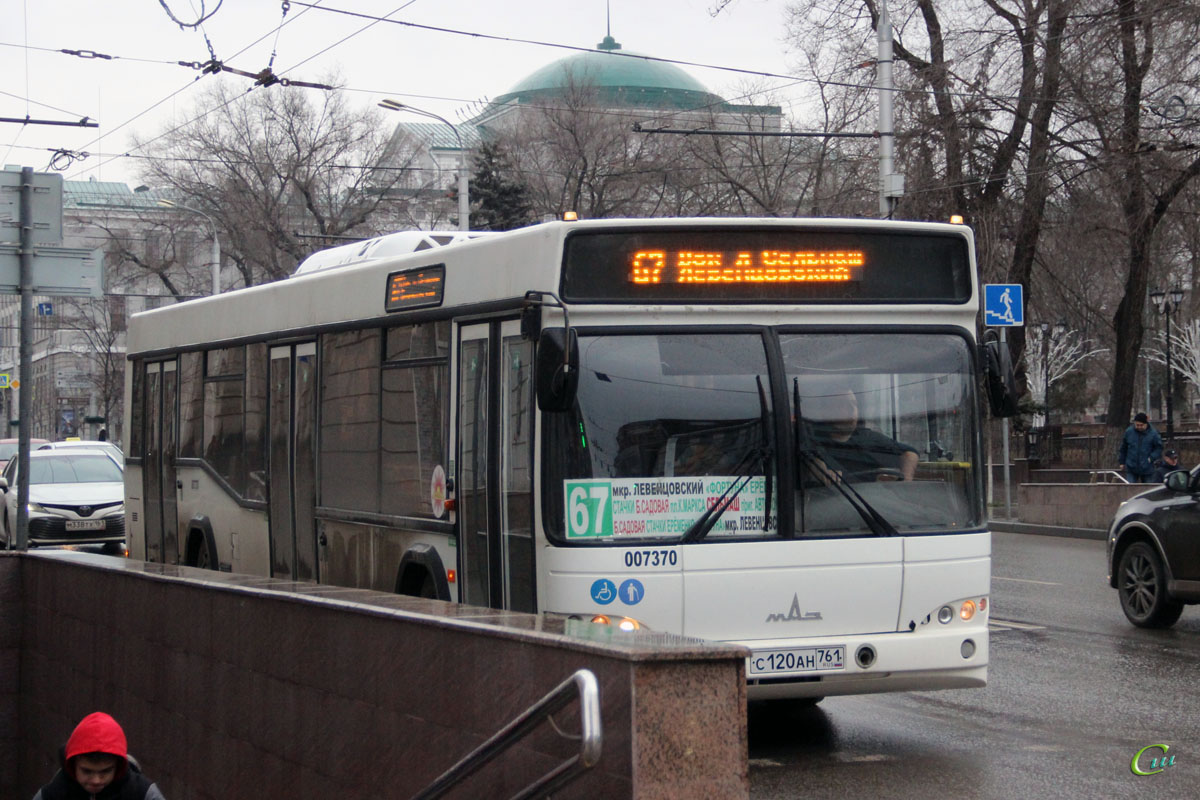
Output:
[{"xmin": 748, "ymin": 532, "xmax": 1200, "ymax": 799}]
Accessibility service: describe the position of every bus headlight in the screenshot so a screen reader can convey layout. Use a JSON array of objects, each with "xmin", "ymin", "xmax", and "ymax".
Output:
[
  {"xmin": 937, "ymin": 597, "xmax": 986, "ymax": 624},
  {"xmin": 589, "ymin": 614, "xmax": 646, "ymax": 631},
  {"xmin": 960, "ymin": 600, "xmax": 977, "ymax": 620}
]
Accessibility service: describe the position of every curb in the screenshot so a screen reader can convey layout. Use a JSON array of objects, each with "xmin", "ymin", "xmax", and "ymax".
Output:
[{"xmin": 988, "ymin": 518, "xmax": 1107, "ymax": 541}]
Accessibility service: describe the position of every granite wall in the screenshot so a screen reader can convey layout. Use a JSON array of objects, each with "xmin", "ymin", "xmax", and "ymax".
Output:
[
  {"xmin": 1016, "ymin": 483, "xmax": 1150, "ymax": 530},
  {"xmin": 2, "ymin": 551, "xmax": 748, "ymax": 799}
]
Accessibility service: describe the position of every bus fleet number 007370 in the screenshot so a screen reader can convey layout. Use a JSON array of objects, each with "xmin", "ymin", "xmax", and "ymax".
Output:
[{"xmin": 624, "ymin": 549, "xmax": 679, "ymax": 568}]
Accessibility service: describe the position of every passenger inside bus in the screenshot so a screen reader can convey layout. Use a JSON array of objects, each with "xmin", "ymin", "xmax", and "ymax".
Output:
[{"xmin": 805, "ymin": 387, "xmax": 919, "ymax": 482}]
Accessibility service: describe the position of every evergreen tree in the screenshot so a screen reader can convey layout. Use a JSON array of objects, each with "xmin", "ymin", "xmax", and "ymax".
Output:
[{"xmin": 469, "ymin": 140, "xmax": 534, "ymax": 231}]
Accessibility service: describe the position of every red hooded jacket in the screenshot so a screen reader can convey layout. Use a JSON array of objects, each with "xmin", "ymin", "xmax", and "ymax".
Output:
[
  {"xmin": 32, "ymin": 712, "xmax": 164, "ymax": 800},
  {"xmin": 65, "ymin": 712, "xmax": 129, "ymax": 773}
]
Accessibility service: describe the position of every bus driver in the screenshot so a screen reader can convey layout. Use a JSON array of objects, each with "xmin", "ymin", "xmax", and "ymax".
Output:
[{"xmin": 808, "ymin": 387, "xmax": 919, "ymax": 481}]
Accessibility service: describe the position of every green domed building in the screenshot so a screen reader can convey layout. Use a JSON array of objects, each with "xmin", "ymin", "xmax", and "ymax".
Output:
[
  {"xmin": 387, "ymin": 31, "xmax": 782, "ymax": 227},
  {"xmin": 472, "ymin": 33, "xmax": 780, "ymax": 126}
]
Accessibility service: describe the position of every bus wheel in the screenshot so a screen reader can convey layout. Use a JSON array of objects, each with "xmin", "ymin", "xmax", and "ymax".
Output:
[
  {"xmin": 188, "ymin": 532, "xmax": 214, "ymax": 570},
  {"xmin": 395, "ymin": 546, "xmax": 450, "ymax": 600},
  {"xmin": 416, "ymin": 571, "xmax": 438, "ymax": 599},
  {"xmin": 397, "ymin": 565, "xmax": 438, "ymax": 599}
]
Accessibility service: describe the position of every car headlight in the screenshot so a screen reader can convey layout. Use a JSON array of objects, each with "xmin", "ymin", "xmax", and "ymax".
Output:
[{"xmin": 26, "ymin": 501, "xmax": 46, "ymax": 514}]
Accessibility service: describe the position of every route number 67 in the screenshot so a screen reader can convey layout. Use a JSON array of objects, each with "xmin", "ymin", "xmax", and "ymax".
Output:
[{"xmin": 567, "ymin": 482, "xmax": 611, "ymax": 537}]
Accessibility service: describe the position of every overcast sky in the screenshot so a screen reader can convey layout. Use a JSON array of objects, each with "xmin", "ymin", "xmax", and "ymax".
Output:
[{"xmin": 1, "ymin": 0, "xmax": 806, "ymax": 186}]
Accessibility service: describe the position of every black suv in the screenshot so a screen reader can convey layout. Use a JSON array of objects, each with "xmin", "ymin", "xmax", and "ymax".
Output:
[{"xmin": 1107, "ymin": 467, "xmax": 1200, "ymax": 627}]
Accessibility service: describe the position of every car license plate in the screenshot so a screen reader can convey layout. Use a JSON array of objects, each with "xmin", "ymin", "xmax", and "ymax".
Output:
[
  {"xmin": 65, "ymin": 520, "xmax": 106, "ymax": 531},
  {"xmin": 748, "ymin": 645, "xmax": 845, "ymax": 675}
]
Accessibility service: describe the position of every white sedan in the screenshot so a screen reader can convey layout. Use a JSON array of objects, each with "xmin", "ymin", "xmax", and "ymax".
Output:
[
  {"xmin": 37, "ymin": 439, "xmax": 124, "ymax": 464},
  {"xmin": 0, "ymin": 450, "xmax": 125, "ymax": 548}
]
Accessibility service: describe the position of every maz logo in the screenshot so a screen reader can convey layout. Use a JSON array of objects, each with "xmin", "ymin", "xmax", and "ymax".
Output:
[{"xmin": 766, "ymin": 593, "xmax": 823, "ymax": 623}]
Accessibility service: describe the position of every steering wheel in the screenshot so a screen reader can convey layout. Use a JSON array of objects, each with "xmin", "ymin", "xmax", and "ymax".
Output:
[{"xmin": 848, "ymin": 467, "xmax": 906, "ymax": 482}]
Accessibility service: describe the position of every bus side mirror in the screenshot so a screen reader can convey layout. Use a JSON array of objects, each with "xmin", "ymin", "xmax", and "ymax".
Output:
[
  {"xmin": 536, "ymin": 328, "xmax": 579, "ymax": 412},
  {"xmin": 982, "ymin": 333, "xmax": 1019, "ymax": 418}
]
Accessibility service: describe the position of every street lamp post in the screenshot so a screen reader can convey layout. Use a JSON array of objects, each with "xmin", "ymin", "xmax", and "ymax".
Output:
[
  {"xmin": 379, "ymin": 98, "xmax": 469, "ymax": 231},
  {"xmin": 1150, "ymin": 287, "xmax": 1186, "ymax": 441},
  {"xmin": 160, "ymin": 200, "xmax": 221, "ymax": 296},
  {"xmin": 135, "ymin": 188, "xmax": 221, "ymax": 295}
]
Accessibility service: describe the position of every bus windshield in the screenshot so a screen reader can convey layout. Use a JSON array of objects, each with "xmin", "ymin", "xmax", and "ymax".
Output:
[
  {"xmin": 542, "ymin": 330, "xmax": 980, "ymax": 543},
  {"xmin": 786, "ymin": 331, "xmax": 980, "ymax": 536},
  {"xmin": 544, "ymin": 332, "xmax": 776, "ymax": 543}
]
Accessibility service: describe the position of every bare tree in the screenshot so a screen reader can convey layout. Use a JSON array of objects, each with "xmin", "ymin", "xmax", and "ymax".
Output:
[
  {"xmin": 1145, "ymin": 319, "xmax": 1200, "ymax": 417},
  {"xmin": 1056, "ymin": 1, "xmax": 1200, "ymax": 433},
  {"xmin": 93, "ymin": 214, "xmax": 213, "ymax": 301},
  {"xmin": 134, "ymin": 80, "xmax": 422, "ymax": 286},
  {"xmin": 680, "ymin": 83, "xmax": 874, "ymax": 217},
  {"xmin": 495, "ymin": 75, "xmax": 681, "ymax": 219},
  {"xmin": 783, "ymin": 1, "xmax": 1079, "ymax": 383},
  {"xmin": 57, "ymin": 297, "xmax": 126, "ymax": 441},
  {"xmin": 1024, "ymin": 325, "xmax": 1108, "ymax": 426}
]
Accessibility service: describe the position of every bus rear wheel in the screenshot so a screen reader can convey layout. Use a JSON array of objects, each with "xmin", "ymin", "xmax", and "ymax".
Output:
[
  {"xmin": 188, "ymin": 532, "xmax": 214, "ymax": 570},
  {"xmin": 416, "ymin": 571, "xmax": 438, "ymax": 599}
]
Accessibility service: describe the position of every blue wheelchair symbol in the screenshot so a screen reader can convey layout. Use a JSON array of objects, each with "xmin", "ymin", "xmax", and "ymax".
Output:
[
  {"xmin": 590, "ymin": 579, "xmax": 617, "ymax": 605},
  {"xmin": 618, "ymin": 579, "xmax": 645, "ymax": 606}
]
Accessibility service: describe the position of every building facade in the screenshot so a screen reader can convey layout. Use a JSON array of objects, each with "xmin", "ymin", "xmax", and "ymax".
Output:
[{"xmin": 0, "ymin": 178, "xmax": 215, "ymax": 444}]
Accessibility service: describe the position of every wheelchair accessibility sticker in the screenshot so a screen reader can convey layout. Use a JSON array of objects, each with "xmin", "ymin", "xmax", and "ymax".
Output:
[
  {"xmin": 590, "ymin": 579, "xmax": 617, "ymax": 605},
  {"xmin": 590, "ymin": 578, "xmax": 645, "ymax": 606}
]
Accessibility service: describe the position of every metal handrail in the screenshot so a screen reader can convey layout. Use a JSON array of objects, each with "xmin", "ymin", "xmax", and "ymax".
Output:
[{"xmin": 411, "ymin": 668, "xmax": 602, "ymax": 800}]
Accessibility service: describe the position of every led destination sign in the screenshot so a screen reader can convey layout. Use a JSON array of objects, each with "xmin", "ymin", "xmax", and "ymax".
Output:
[
  {"xmin": 562, "ymin": 228, "xmax": 971, "ymax": 304},
  {"xmin": 630, "ymin": 249, "xmax": 865, "ymax": 285},
  {"xmin": 385, "ymin": 265, "xmax": 445, "ymax": 312}
]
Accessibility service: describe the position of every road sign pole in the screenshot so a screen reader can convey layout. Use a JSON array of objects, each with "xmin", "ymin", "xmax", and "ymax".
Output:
[
  {"xmin": 983, "ymin": 285, "xmax": 1023, "ymax": 523},
  {"xmin": 15, "ymin": 168, "xmax": 33, "ymax": 550},
  {"xmin": 1001, "ymin": 328, "xmax": 1012, "ymax": 519}
]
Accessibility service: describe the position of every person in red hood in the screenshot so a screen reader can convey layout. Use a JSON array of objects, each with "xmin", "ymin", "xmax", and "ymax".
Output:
[{"xmin": 32, "ymin": 712, "xmax": 165, "ymax": 800}]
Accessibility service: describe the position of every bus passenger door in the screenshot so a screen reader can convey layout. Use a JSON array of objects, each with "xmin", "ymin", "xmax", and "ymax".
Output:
[
  {"xmin": 142, "ymin": 362, "xmax": 162, "ymax": 562},
  {"xmin": 456, "ymin": 321, "xmax": 535, "ymax": 611},
  {"xmin": 268, "ymin": 343, "xmax": 318, "ymax": 582},
  {"xmin": 141, "ymin": 360, "xmax": 178, "ymax": 563},
  {"xmin": 160, "ymin": 361, "xmax": 179, "ymax": 564}
]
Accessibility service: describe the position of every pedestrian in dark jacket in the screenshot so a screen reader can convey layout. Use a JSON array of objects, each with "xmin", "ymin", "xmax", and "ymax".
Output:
[
  {"xmin": 1152, "ymin": 448, "xmax": 1185, "ymax": 482},
  {"xmin": 1118, "ymin": 412, "xmax": 1163, "ymax": 483},
  {"xmin": 32, "ymin": 711, "xmax": 165, "ymax": 800}
]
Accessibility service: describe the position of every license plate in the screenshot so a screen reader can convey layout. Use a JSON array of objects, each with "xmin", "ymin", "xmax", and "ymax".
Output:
[
  {"xmin": 748, "ymin": 645, "xmax": 845, "ymax": 675},
  {"xmin": 65, "ymin": 520, "xmax": 106, "ymax": 531}
]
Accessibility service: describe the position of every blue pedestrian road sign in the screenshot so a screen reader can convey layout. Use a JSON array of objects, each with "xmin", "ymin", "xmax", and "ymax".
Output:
[{"xmin": 984, "ymin": 284, "xmax": 1023, "ymax": 327}]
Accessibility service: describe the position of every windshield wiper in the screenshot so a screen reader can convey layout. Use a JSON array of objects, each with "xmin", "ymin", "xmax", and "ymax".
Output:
[
  {"xmin": 792, "ymin": 378, "xmax": 898, "ymax": 537},
  {"xmin": 677, "ymin": 444, "xmax": 765, "ymax": 543},
  {"xmin": 678, "ymin": 375, "xmax": 774, "ymax": 544},
  {"xmin": 757, "ymin": 375, "xmax": 773, "ymax": 533}
]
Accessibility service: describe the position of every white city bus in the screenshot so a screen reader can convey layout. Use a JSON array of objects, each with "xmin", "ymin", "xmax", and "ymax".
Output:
[{"xmin": 124, "ymin": 218, "xmax": 1016, "ymax": 699}]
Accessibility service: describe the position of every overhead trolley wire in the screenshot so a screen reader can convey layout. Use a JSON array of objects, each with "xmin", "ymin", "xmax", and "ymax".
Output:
[
  {"xmin": 285, "ymin": 0, "xmax": 1085, "ymax": 107},
  {"xmin": 62, "ymin": 0, "xmax": 333, "ymax": 179}
]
